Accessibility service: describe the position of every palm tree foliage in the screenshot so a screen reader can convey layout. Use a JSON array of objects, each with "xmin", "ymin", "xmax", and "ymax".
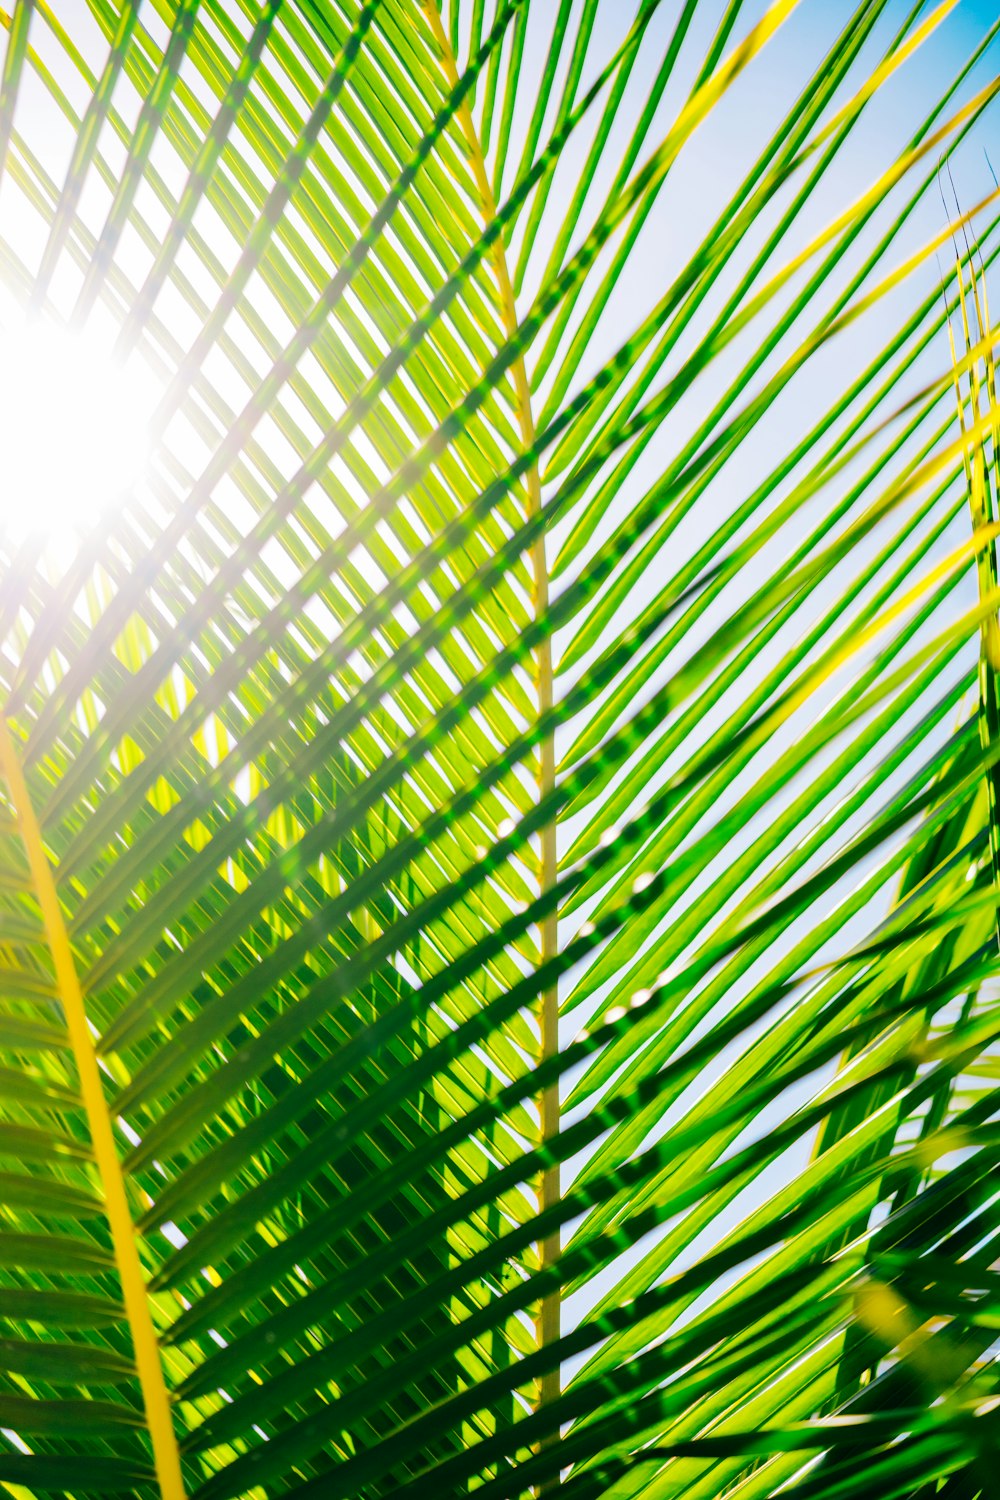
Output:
[{"xmin": 0, "ymin": 0, "xmax": 998, "ymax": 1494}]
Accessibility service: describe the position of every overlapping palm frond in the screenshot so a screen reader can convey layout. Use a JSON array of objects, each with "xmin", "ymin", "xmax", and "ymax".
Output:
[{"xmin": 0, "ymin": 1, "xmax": 997, "ymax": 1497}]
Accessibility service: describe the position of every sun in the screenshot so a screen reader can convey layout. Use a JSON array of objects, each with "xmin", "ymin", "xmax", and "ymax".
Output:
[{"xmin": 0, "ymin": 319, "xmax": 156, "ymax": 543}]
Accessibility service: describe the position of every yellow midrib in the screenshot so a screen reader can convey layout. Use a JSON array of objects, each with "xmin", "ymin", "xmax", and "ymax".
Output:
[
  {"xmin": 421, "ymin": 0, "xmax": 561, "ymax": 1426},
  {"xmin": 0, "ymin": 719, "xmax": 185, "ymax": 1499}
]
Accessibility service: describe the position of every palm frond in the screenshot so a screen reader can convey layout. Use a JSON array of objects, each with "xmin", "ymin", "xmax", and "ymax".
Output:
[{"xmin": 0, "ymin": 2, "xmax": 997, "ymax": 1497}]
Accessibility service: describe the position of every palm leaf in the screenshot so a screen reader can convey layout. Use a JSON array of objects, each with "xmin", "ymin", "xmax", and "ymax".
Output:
[{"xmin": 0, "ymin": 1, "xmax": 998, "ymax": 1497}]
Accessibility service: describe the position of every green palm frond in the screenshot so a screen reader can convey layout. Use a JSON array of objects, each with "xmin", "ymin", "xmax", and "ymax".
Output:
[{"xmin": 0, "ymin": 2, "xmax": 997, "ymax": 1497}]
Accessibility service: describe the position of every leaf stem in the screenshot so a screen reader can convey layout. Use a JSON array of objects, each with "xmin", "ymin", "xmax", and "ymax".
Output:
[
  {"xmin": 0, "ymin": 719, "xmax": 186, "ymax": 1499},
  {"xmin": 422, "ymin": 0, "xmax": 561, "ymax": 1465}
]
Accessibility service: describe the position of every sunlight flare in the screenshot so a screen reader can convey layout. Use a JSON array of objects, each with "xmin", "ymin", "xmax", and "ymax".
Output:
[{"xmin": 0, "ymin": 319, "xmax": 154, "ymax": 540}]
